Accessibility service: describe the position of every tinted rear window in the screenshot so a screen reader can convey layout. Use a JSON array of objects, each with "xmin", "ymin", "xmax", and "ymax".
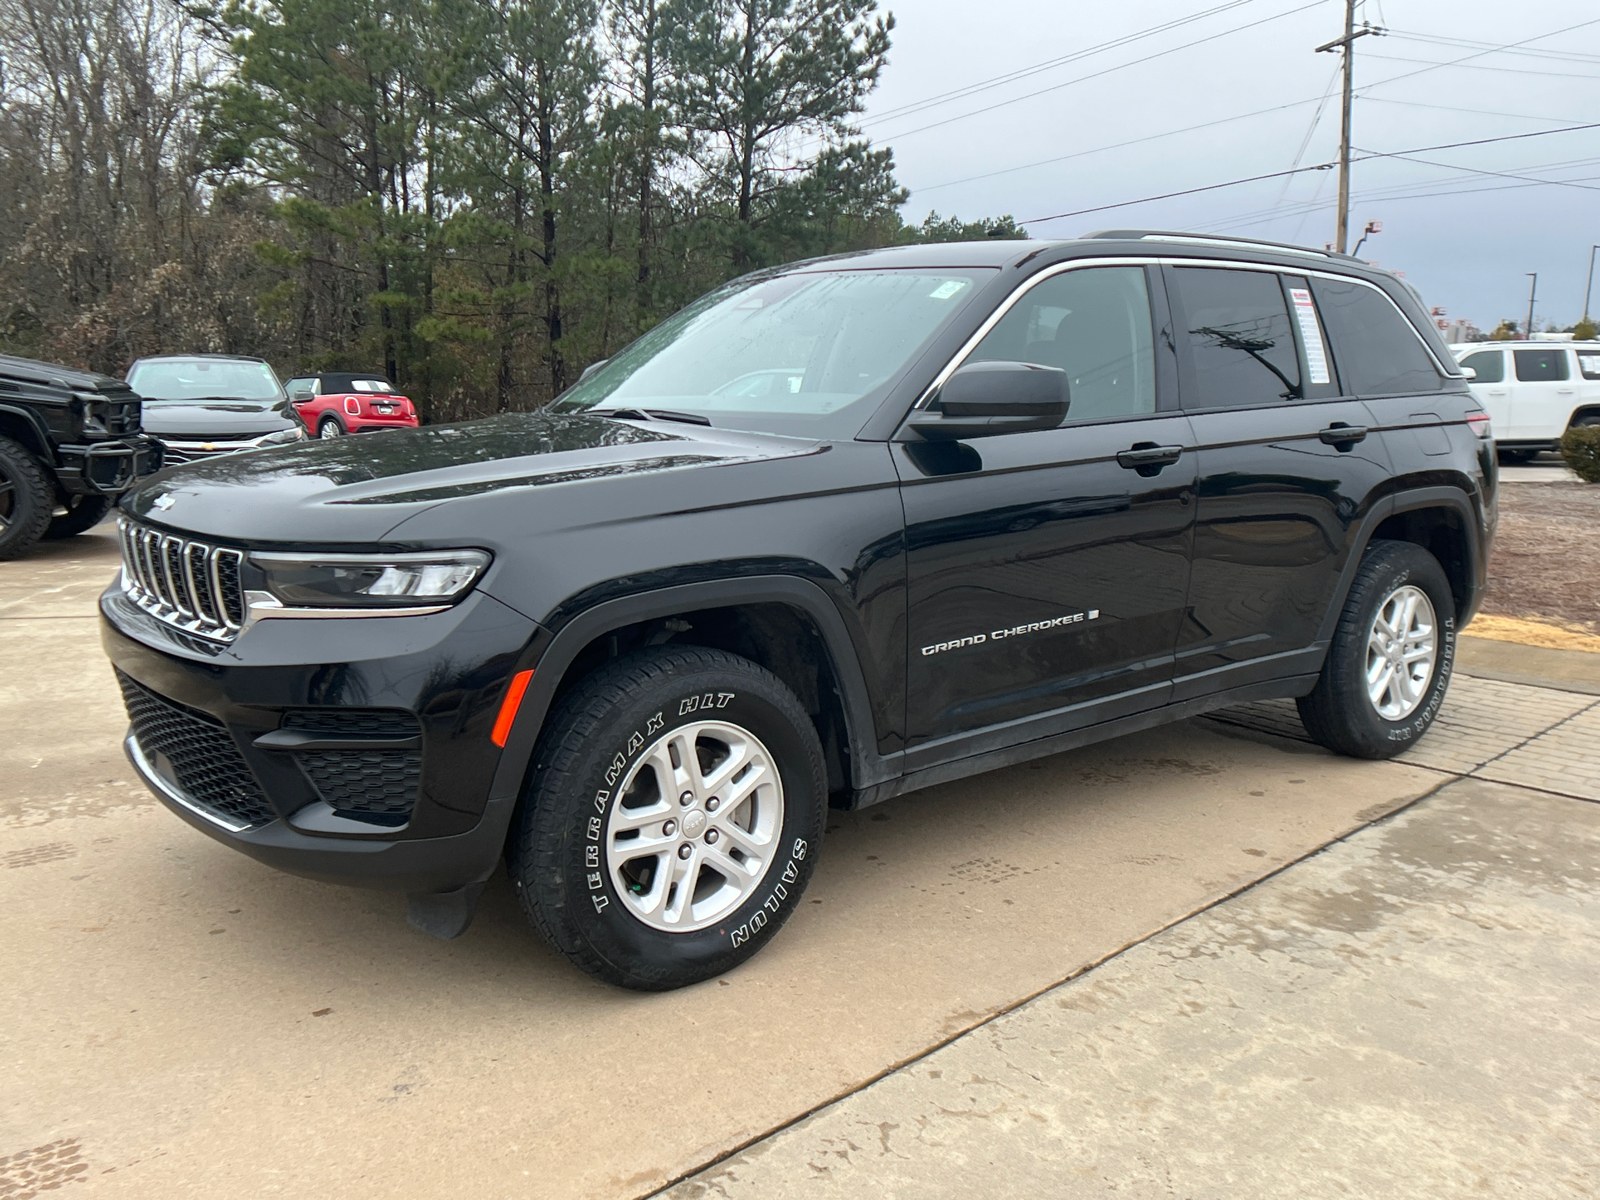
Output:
[
  {"xmin": 1513, "ymin": 349, "xmax": 1569, "ymax": 382},
  {"xmin": 1309, "ymin": 277, "xmax": 1443, "ymax": 395},
  {"xmin": 1170, "ymin": 267, "xmax": 1301, "ymax": 408},
  {"xmin": 1458, "ymin": 350, "xmax": 1504, "ymax": 384}
]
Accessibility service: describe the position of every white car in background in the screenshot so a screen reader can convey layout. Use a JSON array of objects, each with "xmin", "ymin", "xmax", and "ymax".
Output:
[{"xmin": 1450, "ymin": 341, "xmax": 1600, "ymax": 462}]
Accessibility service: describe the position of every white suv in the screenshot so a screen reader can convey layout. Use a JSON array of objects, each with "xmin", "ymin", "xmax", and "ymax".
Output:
[{"xmin": 1451, "ymin": 341, "xmax": 1600, "ymax": 462}]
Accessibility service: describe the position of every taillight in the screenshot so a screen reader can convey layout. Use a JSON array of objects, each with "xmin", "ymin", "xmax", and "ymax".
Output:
[{"xmin": 1466, "ymin": 413, "xmax": 1492, "ymax": 439}]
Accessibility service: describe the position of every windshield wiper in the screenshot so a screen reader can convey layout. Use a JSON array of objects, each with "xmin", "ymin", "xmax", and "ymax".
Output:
[{"xmin": 590, "ymin": 407, "xmax": 711, "ymax": 427}]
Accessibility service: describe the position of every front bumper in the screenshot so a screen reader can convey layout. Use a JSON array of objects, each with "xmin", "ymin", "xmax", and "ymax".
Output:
[
  {"xmin": 56, "ymin": 437, "xmax": 163, "ymax": 495},
  {"xmin": 102, "ymin": 584, "xmax": 547, "ymax": 894}
]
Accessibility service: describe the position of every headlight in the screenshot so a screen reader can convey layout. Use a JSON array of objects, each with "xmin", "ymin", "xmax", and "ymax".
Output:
[
  {"xmin": 262, "ymin": 426, "xmax": 306, "ymax": 444},
  {"xmin": 249, "ymin": 550, "xmax": 491, "ymax": 608}
]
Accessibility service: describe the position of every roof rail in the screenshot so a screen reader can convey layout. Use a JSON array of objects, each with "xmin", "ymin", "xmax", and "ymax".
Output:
[{"xmin": 1081, "ymin": 229, "xmax": 1336, "ymax": 259}]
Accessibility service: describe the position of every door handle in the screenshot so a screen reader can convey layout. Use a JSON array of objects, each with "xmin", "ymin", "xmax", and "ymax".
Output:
[
  {"xmin": 1116, "ymin": 443, "xmax": 1182, "ymax": 471},
  {"xmin": 1558, "ymin": 389, "xmax": 1575, "ymax": 395},
  {"xmin": 1318, "ymin": 423, "xmax": 1368, "ymax": 447}
]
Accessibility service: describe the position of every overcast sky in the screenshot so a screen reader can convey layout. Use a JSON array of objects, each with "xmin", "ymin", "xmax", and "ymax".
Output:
[{"xmin": 859, "ymin": 0, "xmax": 1600, "ymax": 332}]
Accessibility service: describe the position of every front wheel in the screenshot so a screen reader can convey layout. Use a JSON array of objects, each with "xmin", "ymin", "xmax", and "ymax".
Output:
[
  {"xmin": 0, "ymin": 436, "xmax": 55, "ymax": 560},
  {"xmin": 1297, "ymin": 540, "xmax": 1456, "ymax": 759},
  {"xmin": 44, "ymin": 494, "xmax": 112, "ymax": 539},
  {"xmin": 509, "ymin": 647, "xmax": 828, "ymax": 991}
]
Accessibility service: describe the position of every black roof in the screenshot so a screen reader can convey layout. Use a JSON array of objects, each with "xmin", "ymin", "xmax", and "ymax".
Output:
[{"xmin": 0, "ymin": 352, "xmax": 127, "ymax": 391}]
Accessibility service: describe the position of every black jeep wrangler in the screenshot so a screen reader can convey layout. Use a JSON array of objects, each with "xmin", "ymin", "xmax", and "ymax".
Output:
[
  {"xmin": 0, "ymin": 353, "xmax": 162, "ymax": 559},
  {"xmin": 101, "ymin": 232, "xmax": 1495, "ymax": 990}
]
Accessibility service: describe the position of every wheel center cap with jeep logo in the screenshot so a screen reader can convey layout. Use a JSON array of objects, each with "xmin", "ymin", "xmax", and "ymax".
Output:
[{"xmin": 682, "ymin": 810, "xmax": 708, "ymax": 838}]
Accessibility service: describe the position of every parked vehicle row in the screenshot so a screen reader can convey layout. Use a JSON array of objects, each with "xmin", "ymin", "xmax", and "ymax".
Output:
[
  {"xmin": 0, "ymin": 353, "xmax": 420, "ymax": 557},
  {"xmin": 1450, "ymin": 340, "xmax": 1600, "ymax": 461}
]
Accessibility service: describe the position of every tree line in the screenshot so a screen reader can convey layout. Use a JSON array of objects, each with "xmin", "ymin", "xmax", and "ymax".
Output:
[{"xmin": 0, "ymin": 0, "xmax": 1021, "ymax": 419}]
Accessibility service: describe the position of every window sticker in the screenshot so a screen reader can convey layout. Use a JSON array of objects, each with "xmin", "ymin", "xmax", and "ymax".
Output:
[
  {"xmin": 1578, "ymin": 353, "xmax": 1600, "ymax": 381},
  {"xmin": 928, "ymin": 280, "xmax": 968, "ymax": 300},
  {"xmin": 1289, "ymin": 288, "xmax": 1331, "ymax": 385}
]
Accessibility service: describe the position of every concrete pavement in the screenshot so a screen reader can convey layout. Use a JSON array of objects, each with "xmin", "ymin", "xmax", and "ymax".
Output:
[{"xmin": 2, "ymin": 527, "xmax": 1596, "ymax": 1198}]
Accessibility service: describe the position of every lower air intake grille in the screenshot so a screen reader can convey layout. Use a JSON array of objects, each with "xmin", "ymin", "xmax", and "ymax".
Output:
[
  {"xmin": 280, "ymin": 709, "xmax": 422, "ymax": 824},
  {"xmin": 298, "ymin": 749, "xmax": 422, "ymax": 822},
  {"xmin": 117, "ymin": 671, "xmax": 275, "ymax": 829}
]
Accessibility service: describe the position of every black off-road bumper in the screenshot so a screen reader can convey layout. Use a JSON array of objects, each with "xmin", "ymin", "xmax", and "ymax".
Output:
[{"xmin": 57, "ymin": 437, "xmax": 163, "ymax": 496}]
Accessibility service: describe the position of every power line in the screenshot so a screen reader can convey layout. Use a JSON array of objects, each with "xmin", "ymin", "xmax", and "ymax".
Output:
[
  {"xmin": 1356, "ymin": 16, "xmax": 1600, "ymax": 91},
  {"xmin": 1361, "ymin": 96, "xmax": 1585, "ymax": 125},
  {"xmin": 1202, "ymin": 155, "xmax": 1600, "ymax": 230},
  {"xmin": 866, "ymin": 0, "xmax": 1329, "ymax": 143},
  {"xmin": 1352, "ymin": 146, "xmax": 1600, "ymax": 192},
  {"xmin": 859, "ymin": 0, "xmax": 1262, "ymax": 129},
  {"xmin": 1384, "ymin": 29, "xmax": 1600, "ymax": 65},
  {"xmin": 1364, "ymin": 52, "xmax": 1600, "ymax": 82},
  {"xmin": 907, "ymin": 94, "xmax": 1330, "ymax": 195},
  {"xmin": 1018, "ymin": 121, "xmax": 1600, "ymax": 226}
]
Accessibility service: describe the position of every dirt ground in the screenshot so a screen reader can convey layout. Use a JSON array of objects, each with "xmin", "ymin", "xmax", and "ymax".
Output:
[{"xmin": 1481, "ymin": 482, "xmax": 1600, "ymax": 633}]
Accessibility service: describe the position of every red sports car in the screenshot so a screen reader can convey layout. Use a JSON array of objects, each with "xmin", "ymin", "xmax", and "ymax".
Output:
[{"xmin": 284, "ymin": 373, "xmax": 419, "ymax": 438}]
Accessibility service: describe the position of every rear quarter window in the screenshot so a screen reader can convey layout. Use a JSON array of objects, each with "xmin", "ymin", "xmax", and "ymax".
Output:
[
  {"xmin": 1308, "ymin": 277, "xmax": 1445, "ymax": 395},
  {"xmin": 1579, "ymin": 351, "xmax": 1600, "ymax": 381}
]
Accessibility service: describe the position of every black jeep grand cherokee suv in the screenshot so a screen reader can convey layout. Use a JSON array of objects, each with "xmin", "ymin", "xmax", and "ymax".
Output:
[{"xmin": 102, "ymin": 232, "xmax": 1494, "ymax": 990}]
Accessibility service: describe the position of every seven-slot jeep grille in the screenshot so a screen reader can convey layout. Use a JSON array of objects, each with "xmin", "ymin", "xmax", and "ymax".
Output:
[
  {"xmin": 118, "ymin": 519, "xmax": 244, "ymax": 641},
  {"xmin": 117, "ymin": 670, "xmax": 276, "ymax": 829}
]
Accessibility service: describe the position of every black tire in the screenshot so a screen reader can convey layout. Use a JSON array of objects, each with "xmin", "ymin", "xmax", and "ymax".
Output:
[
  {"xmin": 1572, "ymin": 415, "xmax": 1600, "ymax": 429},
  {"xmin": 318, "ymin": 416, "xmax": 344, "ymax": 438},
  {"xmin": 1297, "ymin": 539, "xmax": 1456, "ymax": 760},
  {"xmin": 44, "ymin": 493, "xmax": 112, "ymax": 540},
  {"xmin": 0, "ymin": 436, "xmax": 55, "ymax": 561},
  {"xmin": 1497, "ymin": 447, "xmax": 1537, "ymax": 464},
  {"xmin": 509, "ymin": 646, "xmax": 827, "ymax": 991}
]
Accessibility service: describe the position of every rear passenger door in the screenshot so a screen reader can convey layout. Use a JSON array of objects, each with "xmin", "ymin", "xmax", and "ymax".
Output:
[
  {"xmin": 1165, "ymin": 264, "xmax": 1392, "ymax": 698},
  {"xmin": 1506, "ymin": 347, "xmax": 1575, "ymax": 441}
]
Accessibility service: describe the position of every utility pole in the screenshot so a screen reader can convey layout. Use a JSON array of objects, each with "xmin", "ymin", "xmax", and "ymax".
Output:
[
  {"xmin": 1583, "ymin": 244, "xmax": 1598, "ymax": 324},
  {"xmin": 1525, "ymin": 273, "xmax": 1538, "ymax": 340},
  {"xmin": 1317, "ymin": 2, "xmax": 1383, "ymax": 254}
]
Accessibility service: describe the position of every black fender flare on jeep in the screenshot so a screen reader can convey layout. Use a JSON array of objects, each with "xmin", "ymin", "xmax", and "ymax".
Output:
[
  {"xmin": 1314, "ymin": 484, "xmax": 1485, "ymax": 652},
  {"xmin": 484, "ymin": 574, "xmax": 896, "ymax": 821}
]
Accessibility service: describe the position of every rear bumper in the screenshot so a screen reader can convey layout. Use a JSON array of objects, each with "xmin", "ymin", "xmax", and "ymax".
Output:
[{"xmin": 352, "ymin": 416, "xmax": 418, "ymax": 433}]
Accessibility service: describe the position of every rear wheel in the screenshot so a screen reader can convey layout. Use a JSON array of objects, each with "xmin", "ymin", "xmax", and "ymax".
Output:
[
  {"xmin": 0, "ymin": 437, "xmax": 55, "ymax": 560},
  {"xmin": 1497, "ymin": 447, "xmax": 1537, "ymax": 464},
  {"xmin": 44, "ymin": 494, "xmax": 112, "ymax": 539},
  {"xmin": 318, "ymin": 416, "xmax": 344, "ymax": 438},
  {"xmin": 1297, "ymin": 540, "xmax": 1455, "ymax": 759},
  {"xmin": 509, "ymin": 646, "xmax": 827, "ymax": 991}
]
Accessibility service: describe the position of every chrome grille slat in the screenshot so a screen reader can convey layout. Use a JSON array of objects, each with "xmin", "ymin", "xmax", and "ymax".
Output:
[{"xmin": 117, "ymin": 519, "xmax": 246, "ymax": 643}]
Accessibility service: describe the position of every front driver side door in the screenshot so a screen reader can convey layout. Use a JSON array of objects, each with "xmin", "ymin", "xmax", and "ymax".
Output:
[{"xmin": 894, "ymin": 263, "xmax": 1197, "ymax": 764}]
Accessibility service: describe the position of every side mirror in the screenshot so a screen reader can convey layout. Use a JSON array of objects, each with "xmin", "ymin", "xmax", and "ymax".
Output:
[
  {"xmin": 1458, "ymin": 365, "xmax": 1478, "ymax": 381},
  {"xmin": 906, "ymin": 360, "xmax": 1070, "ymax": 441},
  {"xmin": 289, "ymin": 387, "xmax": 312, "ymax": 402}
]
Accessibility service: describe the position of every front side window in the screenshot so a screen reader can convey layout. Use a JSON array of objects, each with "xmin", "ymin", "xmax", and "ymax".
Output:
[
  {"xmin": 1170, "ymin": 267, "xmax": 1301, "ymax": 408},
  {"xmin": 551, "ymin": 268, "xmax": 991, "ymax": 437},
  {"xmin": 964, "ymin": 266, "xmax": 1155, "ymax": 422},
  {"xmin": 1513, "ymin": 349, "xmax": 1570, "ymax": 382},
  {"xmin": 1308, "ymin": 277, "xmax": 1444, "ymax": 395},
  {"xmin": 127, "ymin": 359, "xmax": 284, "ymax": 403},
  {"xmin": 1458, "ymin": 350, "xmax": 1504, "ymax": 384}
]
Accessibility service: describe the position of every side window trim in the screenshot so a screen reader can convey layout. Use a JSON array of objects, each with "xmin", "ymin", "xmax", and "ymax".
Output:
[
  {"xmin": 905, "ymin": 255, "xmax": 1459, "ymax": 420},
  {"xmin": 1281, "ymin": 274, "xmax": 1342, "ymax": 399}
]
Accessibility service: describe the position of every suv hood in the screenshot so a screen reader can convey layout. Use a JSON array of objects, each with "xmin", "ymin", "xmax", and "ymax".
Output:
[
  {"xmin": 121, "ymin": 411, "xmax": 826, "ymax": 544},
  {"xmin": 139, "ymin": 400, "xmax": 300, "ymax": 437}
]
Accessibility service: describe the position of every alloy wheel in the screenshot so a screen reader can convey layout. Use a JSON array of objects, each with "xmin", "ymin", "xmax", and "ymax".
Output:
[
  {"xmin": 1365, "ymin": 583, "xmax": 1437, "ymax": 721},
  {"xmin": 605, "ymin": 719, "xmax": 785, "ymax": 933}
]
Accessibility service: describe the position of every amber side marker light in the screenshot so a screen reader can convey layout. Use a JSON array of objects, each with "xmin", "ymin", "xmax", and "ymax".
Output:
[{"xmin": 491, "ymin": 669, "xmax": 535, "ymax": 747}]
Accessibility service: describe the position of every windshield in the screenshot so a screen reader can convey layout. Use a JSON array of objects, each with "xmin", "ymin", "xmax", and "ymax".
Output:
[
  {"xmin": 550, "ymin": 268, "xmax": 992, "ymax": 436},
  {"xmin": 128, "ymin": 359, "xmax": 284, "ymax": 403}
]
